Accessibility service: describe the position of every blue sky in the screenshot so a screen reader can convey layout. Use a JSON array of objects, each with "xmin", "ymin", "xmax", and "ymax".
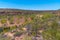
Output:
[{"xmin": 0, "ymin": 0, "xmax": 60, "ymax": 10}]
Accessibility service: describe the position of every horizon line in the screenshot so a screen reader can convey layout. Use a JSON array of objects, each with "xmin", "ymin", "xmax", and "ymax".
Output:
[{"xmin": 0, "ymin": 8, "xmax": 59, "ymax": 11}]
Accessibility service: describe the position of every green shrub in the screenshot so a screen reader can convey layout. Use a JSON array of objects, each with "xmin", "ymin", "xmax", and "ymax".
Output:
[{"xmin": 1, "ymin": 19, "xmax": 7, "ymax": 24}]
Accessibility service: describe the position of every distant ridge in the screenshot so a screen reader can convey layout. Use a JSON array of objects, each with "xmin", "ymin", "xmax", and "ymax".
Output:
[{"xmin": 0, "ymin": 8, "xmax": 60, "ymax": 14}]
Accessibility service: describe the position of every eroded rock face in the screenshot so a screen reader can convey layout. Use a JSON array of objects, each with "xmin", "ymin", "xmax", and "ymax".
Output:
[
  {"xmin": 3, "ymin": 32, "xmax": 15, "ymax": 37},
  {"xmin": 0, "ymin": 15, "xmax": 33, "ymax": 27}
]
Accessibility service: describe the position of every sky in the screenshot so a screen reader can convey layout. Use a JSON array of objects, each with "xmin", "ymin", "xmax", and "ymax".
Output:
[{"xmin": 0, "ymin": 0, "xmax": 60, "ymax": 10}]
